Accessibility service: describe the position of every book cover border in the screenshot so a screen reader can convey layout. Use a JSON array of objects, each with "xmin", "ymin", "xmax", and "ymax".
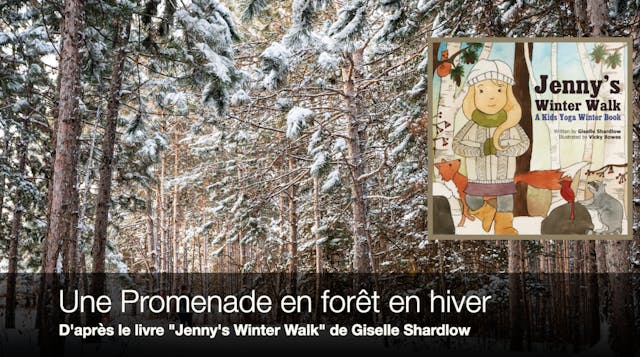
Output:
[{"xmin": 427, "ymin": 37, "xmax": 633, "ymax": 240}]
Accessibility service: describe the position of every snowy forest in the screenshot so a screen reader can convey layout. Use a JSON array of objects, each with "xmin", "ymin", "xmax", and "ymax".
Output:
[
  {"xmin": 1, "ymin": 0, "xmax": 640, "ymax": 354},
  {"xmin": 0, "ymin": 0, "xmax": 639, "ymax": 316},
  {"xmin": 1, "ymin": 0, "xmax": 639, "ymax": 275}
]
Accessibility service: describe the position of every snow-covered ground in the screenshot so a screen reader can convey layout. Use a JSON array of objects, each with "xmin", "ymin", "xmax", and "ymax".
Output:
[
  {"xmin": 433, "ymin": 182, "xmax": 629, "ymax": 236},
  {"xmin": 455, "ymin": 215, "xmax": 545, "ymax": 235}
]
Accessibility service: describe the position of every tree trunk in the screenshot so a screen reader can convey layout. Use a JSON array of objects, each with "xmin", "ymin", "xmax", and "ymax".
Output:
[
  {"xmin": 574, "ymin": 0, "xmax": 588, "ymax": 35},
  {"xmin": 288, "ymin": 156, "xmax": 297, "ymax": 274},
  {"xmin": 605, "ymin": 241, "xmax": 634, "ymax": 354},
  {"xmin": 0, "ymin": 134, "xmax": 9, "ymax": 246},
  {"xmin": 42, "ymin": 70, "xmax": 60, "ymax": 266},
  {"xmin": 172, "ymin": 144, "xmax": 179, "ymax": 279},
  {"xmin": 342, "ymin": 48, "xmax": 371, "ymax": 273},
  {"xmin": 313, "ymin": 175, "xmax": 323, "ymax": 321},
  {"xmin": 202, "ymin": 227, "xmax": 209, "ymax": 324},
  {"xmin": 587, "ymin": 0, "xmax": 609, "ymax": 36},
  {"xmin": 146, "ymin": 187, "xmax": 157, "ymax": 290},
  {"xmin": 512, "ymin": 42, "xmax": 533, "ymax": 216},
  {"xmin": 38, "ymin": 70, "xmax": 56, "ymax": 338},
  {"xmin": 90, "ymin": 18, "xmax": 130, "ymax": 330},
  {"xmin": 313, "ymin": 176, "xmax": 323, "ymax": 273},
  {"xmin": 40, "ymin": 0, "xmax": 85, "ymax": 354},
  {"xmin": 76, "ymin": 108, "xmax": 100, "ymax": 270},
  {"xmin": 238, "ymin": 231, "xmax": 245, "ymax": 273},
  {"xmin": 6, "ymin": 132, "xmax": 27, "ymax": 328},
  {"xmin": 584, "ymin": 240, "xmax": 600, "ymax": 345},
  {"xmin": 92, "ymin": 19, "xmax": 131, "ymax": 274},
  {"xmin": 595, "ymin": 239, "xmax": 609, "ymax": 328},
  {"xmin": 63, "ymin": 168, "xmax": 79, "ymax": 274},
  {"xmin": 44, "ymin": 0, "xmax": 84, "ymax": 274},
  {"xmin": 163, "ymin": 158, "xmax": 170, "ymax": 276},
  {"xmin": 182, "ymin": 206, "xmax": 188, "ymax": 282},
  {"xmin": 278, "ymin": 191, "xmax": 286, "ymax": 271},
  {"xmin": 71, "ymin": 103, "xmax": 100, "ymax": 327},
  {"xmin": 433, "ymin": 42, "xmax": 460, "ymax": 161},
  {"xmin": 431, "ymin": 42, "xmax": 440, "ymax": 79},
  {"xmin": 158, "ymin": 152, "xmax": 167, "ymax": 291},
  {"xmin": 508, "ymin": 240, "xmax": 524, "ymax": 350},
  {"xmin": 203, "ymin": 229, "xmax": 209, "ymax": 274},
  {"xmin": 183, "ymin": 230, "xmax": 189, "ymax": 272},
  {"xmin": 170, "ymin": 144, "xmax": 181, "ymax": 292}
]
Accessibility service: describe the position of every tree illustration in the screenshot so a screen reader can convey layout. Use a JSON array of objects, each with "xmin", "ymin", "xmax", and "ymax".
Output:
[
  {"xmin": 433, "ymin": 42, "xmax": 484, "ymax": 82},
  {"xmin": 589, "ymin": 44, "xmax": 607, "ymax": 63},
  {"xmin": 432, "ymin": 42, "xmax": 483, "ymax": 161},
  {"xmin": 512, "ymin": 43, "xmax": 534, "ymax": 217}
]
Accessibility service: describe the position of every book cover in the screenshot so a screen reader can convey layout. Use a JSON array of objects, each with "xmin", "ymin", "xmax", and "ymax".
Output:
[{"xmin": 428, "ymin": 38, "xmax": 632, "ymax": 239}]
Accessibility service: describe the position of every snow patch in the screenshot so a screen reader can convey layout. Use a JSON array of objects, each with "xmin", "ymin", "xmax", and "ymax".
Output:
[
  {"xmin": 332, "ymin": 138, "xmax": 347, "ymax": 152},
  {"xmin": 230, "ymin": 89, "xmax": 251, "ymax": 105},
  {"xmin": 261, "ymin": 42, "xmax": 291, "ymax": 66},
  {"xmin": 195, "ymin": 42, "xmax": 232, "ymax": 83},
  {"xmin": 455, "ymin": 216, "xmax": 545, "ymax": 235},
  {"xmin": 417, "ymin": 0, "xmax": 439, "ymax": 12},
  {"xmin": 286, "ymin": 107, "xmax": 313, "ymax": 138},
  {"xmin": 321, "ymin": 169, "xmax": 340, "ymax": 192},
  {"xmin": 318, "ymin": 52, "xmax": 340, "ymax": 70},
  {"xmin": 310, "ymin": 151, "xmax": 327, "ymax": 177},
  {"xmin": 261, "ymin": 42, "xmax": 291, "ymax": 90},
  {"xmin": 432, "ymin": 182, "xmax": 456, "ymax": 199}
]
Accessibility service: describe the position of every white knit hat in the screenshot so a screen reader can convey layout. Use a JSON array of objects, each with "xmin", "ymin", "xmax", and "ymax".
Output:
[{"xmin": 466, "ymin": 59, "xmax": 515, "ymax": 86}]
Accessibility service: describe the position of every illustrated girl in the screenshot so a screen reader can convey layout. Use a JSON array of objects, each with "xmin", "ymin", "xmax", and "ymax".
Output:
[{"xmin": 452, "ymin": 59, "xmax": 530, "ymax": 235}]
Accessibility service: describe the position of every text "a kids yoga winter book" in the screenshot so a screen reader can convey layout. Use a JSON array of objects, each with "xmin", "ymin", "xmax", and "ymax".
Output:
[{"xmin": 428, "ymin": 38, "xmax": 632, "ymax": 239}]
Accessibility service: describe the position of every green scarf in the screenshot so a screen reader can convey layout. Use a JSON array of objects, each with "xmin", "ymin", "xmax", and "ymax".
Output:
[
  {"xmin": 471, "ymin": 109, "xmax": 507, "ymax": 155},
  {"xmin": 471, "ymin": 109, "xmax": 507, "ymax": 127}
]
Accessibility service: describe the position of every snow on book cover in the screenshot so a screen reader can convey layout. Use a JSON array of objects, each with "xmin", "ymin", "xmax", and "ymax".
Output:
[{"xmin": 428, "ymin": 38, "xmax": 632, "ymax": 239}]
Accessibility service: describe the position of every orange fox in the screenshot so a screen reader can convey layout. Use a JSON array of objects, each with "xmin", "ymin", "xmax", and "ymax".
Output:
[
  {"xmin": 435, "ymin": 158, "xmax": 568, "ymax": 227},
  {"xmin": 434, "ymin": 159, "xmax": 475, "ymax": 226}
]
